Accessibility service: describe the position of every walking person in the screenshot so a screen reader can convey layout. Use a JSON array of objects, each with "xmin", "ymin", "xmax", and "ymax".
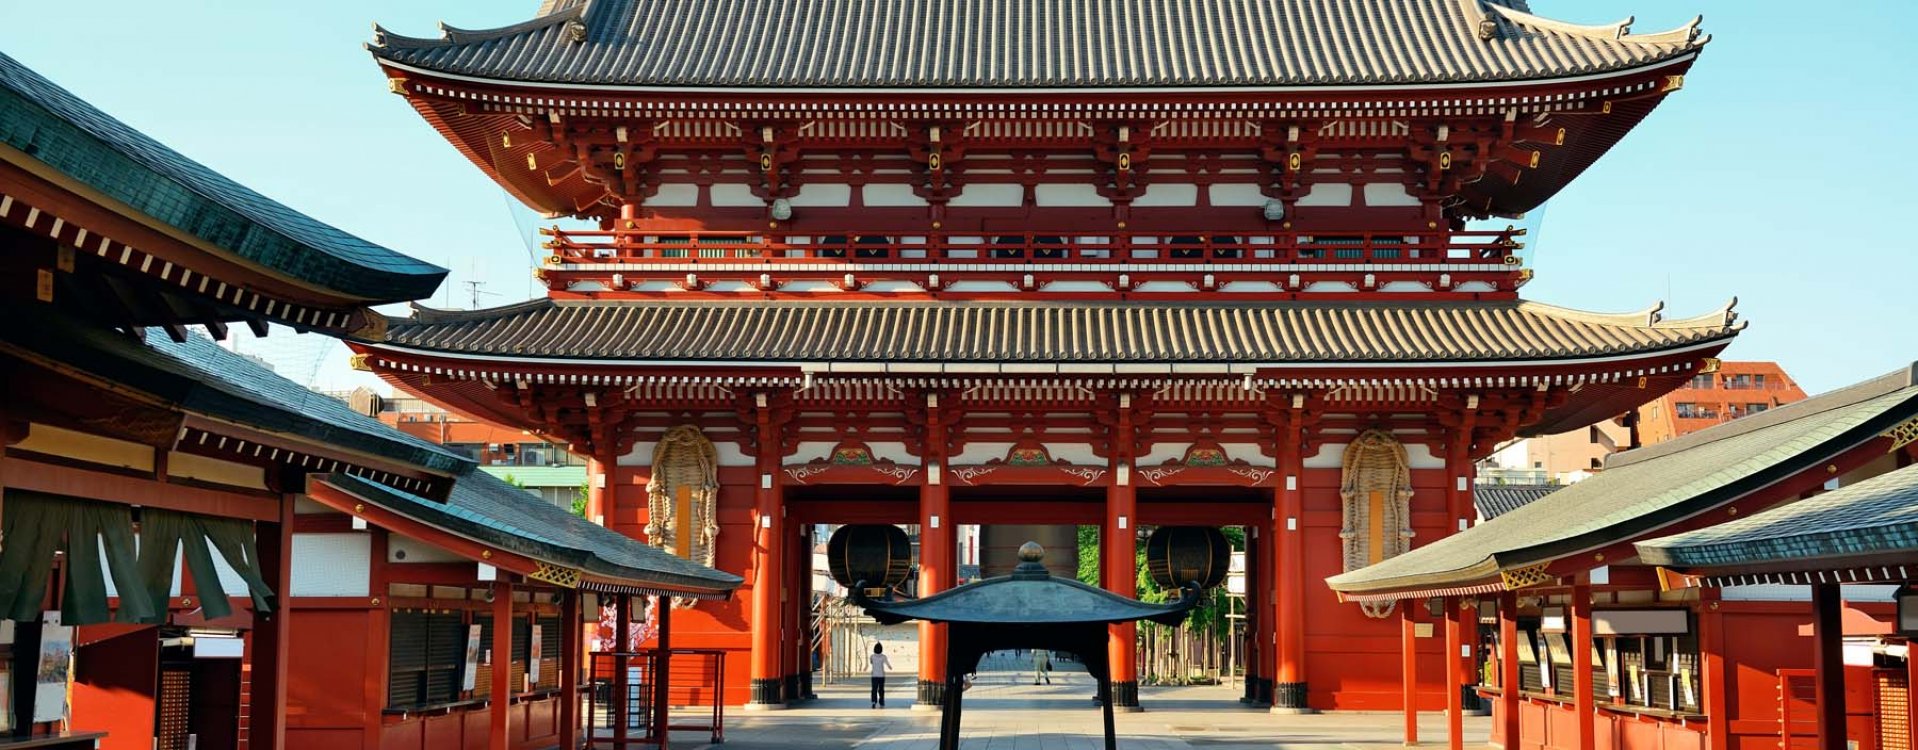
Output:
[
  {"xmin": 869, "ymin": 643, "xmax": 894, "ymax": 708},
  {"xmin": 1031, "ymin": 648, "xmax": 1052, "ymax": 685}
]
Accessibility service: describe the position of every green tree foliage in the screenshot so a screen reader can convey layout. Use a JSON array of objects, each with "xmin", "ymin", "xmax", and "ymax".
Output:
[
  {"xmin": 570, "ymin": 484, "xmax": 589, "ymax": 518},
  {"xmin": 1076, "ymin": 525, "xmax": 1101, "ymax": 586}
]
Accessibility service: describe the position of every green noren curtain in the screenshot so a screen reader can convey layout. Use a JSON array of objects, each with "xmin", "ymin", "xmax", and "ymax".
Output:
[
  {"xmin": 137, "ymin": 509, "xmax": 276, "ymax": 621},
  {"xmin": 0, "ymin": 491, "xmax": 154, "ymax": 625}
]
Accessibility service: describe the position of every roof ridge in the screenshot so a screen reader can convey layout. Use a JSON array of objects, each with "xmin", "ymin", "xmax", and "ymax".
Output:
[
  {"xmin": 371, "ymin": 4, "xmax": 585, "ymax": 52},
  {"xmin": 1484, "ymin": 3, "xmax": 1706, "ymax": 48},
  {"xmin": 1608, "ymin": 365, "xmax": 1918, "ymax": 468},
  {"xmin": 404, "ymin": 297, "xmax": 555, "ymax": 325},
  {"xmin": 1654, "ymin": 298, "xmax": 1740, "ymax": 329}
]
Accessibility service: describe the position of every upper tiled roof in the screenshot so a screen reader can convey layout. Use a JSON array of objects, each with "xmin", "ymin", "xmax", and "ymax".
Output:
[
  {"xmin": 0, "ymin": 52, "xmax": 446, "ymax": 303},
  {"xmin": 371, "ymin": 0, "xmax": 1705, "ymax": 89},
  {"xmin": 0, "ymin": 299, "xmax": 469, "ymax": 476},
  {"xmin": 1328, "ymin": 365, "xmax": 1918, "ymax": 597},
  {"xmin": 1475, "ymin": 484, "xmax": 1557, "ymax": 520},
  {"xmin": 1636, "ymin": 464, "xmax": 1918, "ymax": 571},
  {"xmin": 377, "ymin": 298, "xmax": 1741, "ymax": 365},
  {"xmin": 323, "ymin": 470, "xmax": 742, "ymax": 596}
]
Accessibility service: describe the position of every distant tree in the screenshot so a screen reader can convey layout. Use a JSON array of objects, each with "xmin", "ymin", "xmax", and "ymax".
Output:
[
  {"xmin": 500, "ymin": 473, "xmax": 525, "ymax": 489},
  {"xmin": 1076, "ymin": 525, "xmax": 1100, "ymax": 586},
  {"xmin": 570, "ymin": 484, "xmax": 589, "ymax": 519}
]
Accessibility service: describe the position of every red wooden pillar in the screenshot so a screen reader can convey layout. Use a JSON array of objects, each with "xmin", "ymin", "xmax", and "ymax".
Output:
[
  {"xmin": 1443, "ymin": 420, "xmax": 1479, "ymax": 715},
  {"xmin": 586, "ymin": 456, "xmax": 611, "ymax": 526},
  {"xmin": 1444, "ymin": 599, "xmax": 1465, "ymax": 750},
  {"xmin": 916, "ymin": 480, "xmax": 952, "ymax": 709},
  {"xmin": 1241, "ymin": 526, "xmax": 1263, "ymax": 704},
  {"xmin": 1571, "ymin": 583, "xmax": 1596, "ymax": 750},
  {"xmin": 1402, "ymin": 604, "xmax": 1420, "ymax": 746},
  {"xmin": 1106, "ymin": 477, "xmax": 1140, "ymax": 710},
  {"xmin": 1699, "ymin": 590, "xmax": 1729, "ymax": 750},
  {"xmin": 747, "ymin": 397, "xmax": 786, "ymax": 709},
  {"xmin": 1498, "ymin": 594, "xmax": 1520, "ymax": 749},
  {"xmin": 654, "ymin": 596, "xmax": 672, "ymax": 747},
  {"xmin": 614, "ymin": 596, "xmax": 631, "ymax": 746},
  {"xmin": 490, "ymin": 579, "xmax": 515, "ymax": 750},
  {"xmin": 1811, "ymin": 582, "xmax": 1847, "ymax": 750},
  {"xmin": 559, "ymin": 591, "xmax": 582, "ymax": 750},
  {"xmin": 1273, "ymin": 400, "xmax": 1308, "ymax": 711},
  {"xmin": 248, "ymin": 493, "xmax": 294, "ymax": 750}
]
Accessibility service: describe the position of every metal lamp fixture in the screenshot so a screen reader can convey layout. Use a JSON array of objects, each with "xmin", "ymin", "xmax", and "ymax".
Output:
[
  {"xmin": 770, "ymin": 198, "xmax": 793, "ymax": 221},
  {"xmin": 1262, "ymin": 199, "xmax": 1285, "ymax": 221}
]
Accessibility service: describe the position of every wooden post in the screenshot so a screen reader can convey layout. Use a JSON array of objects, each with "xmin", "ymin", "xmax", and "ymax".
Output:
[
  {"xmin": 916, "ymin": 479, "xmax": 951, "ymax": 708},
  {"xmin": 654, "ymin": 596, "xmax": 672, "ymax": 748},
  {"xmin": 1498, "ymin": 594, "xmax": 1520, "ymax": 749},
  {"xmin": 1106, "ymin": 480, "xmax": 1139, "ymax": 710},
  {"xmin": 1571, "ymin": 583, "xmax": 1596, "ymax": 750},
  {"xmin": 614, "ymin": 595, "xmax": 631, "ymax": 747},
  {"xmin": 1274, "ymin": 399, "xmax": 1308, "ymax": 711},
  {"xmin": 1402, "ymin": 604, "xmax": 1419, "ymax": 746},
  {"xmin": 1811, "ymin": 582, "xmax": 1847, "ymax": 750},
  {"xmin": 1699, "ymin": 590, "xmax": 1729, "ymax": 750},
  {"xmin": 248, "ymin": 492, "xmax": 295, "ymax": 750},
  {"xmin": 490, "ymin": 579, "xmax": 514, "ymax": 750},
  {"xmin": 1444, "ymin": 599, "xmax": 1464, "ymax": 750},
  {"xmin": 748, "ymin": 397, "xmax": 785, "ymax": 708},
  {"xmin": 559, "ymin": 591, "xmax": 581, "ymax": 750},
  {"xmin": 586, "ymin": 456, "xmax": 609, "ymax": 526}
]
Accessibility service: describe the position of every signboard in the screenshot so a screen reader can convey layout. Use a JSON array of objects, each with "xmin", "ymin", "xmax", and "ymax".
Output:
[
  {"xmin": 33, "ymin": 611, "xmax": 71, "ymax": 724},
  {"xmin": 527, "ymin": 624, "xmax": 544, "ymax": 692},
  {"xmin": 463, "ymin": 625, "xmax": 483, "ymax": 692}
]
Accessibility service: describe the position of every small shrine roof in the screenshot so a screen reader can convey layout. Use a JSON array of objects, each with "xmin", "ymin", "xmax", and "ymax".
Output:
[
  {"xmin": 0, "ymin": 52, "xmax": 445, "ymax": 304},
  {"xmin": 370, "ymin": 0, "xmax": 1704, "ymax": 91},
  {"xmin": 375, "ymin": 298, "xmax": 1741, "ymax": 366},
  {"xmin": 1475, "ymin": 484, "xmax": 1558, "ymax": 520},
  {"xmin": 1636, "ymin": 463, "xmax": 1918, "ymax": 574},
  {"xmin": 1327, "ymin": 364, "xmax": 1918, "ymax": 599},
  {"xmin": 321, "ymin": 470, "xmax": 743, "ymax": 597},
  {"xmin": 1, "ymin": 299, "xmax": 469, "ymax": 476}
]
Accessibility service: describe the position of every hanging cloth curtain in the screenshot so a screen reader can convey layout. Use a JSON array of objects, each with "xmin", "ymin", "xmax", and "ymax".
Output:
[
  {"xmin": 0, "ymin": 490, "xmax": 155, "ymax": 625},
  {"xmin": 135, "ymin": 508, "xmax": 275, "ymax": 621}
]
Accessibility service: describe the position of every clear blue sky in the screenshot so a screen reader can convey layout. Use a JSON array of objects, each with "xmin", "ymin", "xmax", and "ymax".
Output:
[{"xmin": 2, "ymin": 1, "xmax": 1912, "ymax": 394}]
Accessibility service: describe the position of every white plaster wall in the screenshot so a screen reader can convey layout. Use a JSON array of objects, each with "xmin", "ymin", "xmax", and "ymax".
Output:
[
  {"xmin": 1296, "ymin": 183, "xmax": 1355, "ymax": 207},
  {"xmin": 709, "ymin": 184, "xmax": 762, "ymax": 207},
  {"xmin": 1131, "ymin": 183, "xmax": 1199, "ymax": 207},
  {"xmin": 291, "ymin": 533, "xmax": 372, "ymax": 597},
  {"xmin": 789, "ymin": 183, "xmax": 853, "ymax": 207},
  {"xmin": 649, "ymin": 183, "xmax": 700, "ymax": 207},
  {"xmin": 1379, "ymin": 281, "xmax": 1432, "ymax": 293},
  {"xmin": 1362, "ymin": 183, "xmax": 1421, "ymax": 207},
  {"xmin": 864, "ymin": 184, "xmax": 929, "ymax": 207},
  {"xmin": 1302, "ymin": 440, "xmax": 1444, "ymax": 470},
  {"xmin": 1208, "ymin": 184, "xmax": 1269, "ymax": 207},
  {"xmin": 1035, "ymin": 184, "xmax": 1109, "ymax": 207},
  {"xmin": 1220, "ymin": 281, "xmax": 1284, "ymax": 293},
  {"xmin": 622, "ymin": 438, "xmax": 754, "ymax": 467},
  {"xmin": 948, "ymin": 183, "xmax": 1025, "ymax": 207},
  {"xmin": 1721, "ymin": 584, "xmax": 1897, "ymax": 602}
]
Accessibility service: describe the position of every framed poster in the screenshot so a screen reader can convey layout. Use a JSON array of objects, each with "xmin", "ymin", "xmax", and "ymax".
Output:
[
  {"xmin": 33, "ymin": 611, "xmax": 72, "ymax": 724},
  {"xmin": 527, "ymin": 624, "xmax": 543, "ymax": 692},
  {"xmin": 462, "ymin": 624, "xmax": 482, "ymax": 692}
]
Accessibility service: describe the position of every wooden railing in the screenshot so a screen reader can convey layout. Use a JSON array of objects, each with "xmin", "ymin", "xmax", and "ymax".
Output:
[{"xmin": 541, "ymin": 228, "xmax": 1524, "ymax": 267}]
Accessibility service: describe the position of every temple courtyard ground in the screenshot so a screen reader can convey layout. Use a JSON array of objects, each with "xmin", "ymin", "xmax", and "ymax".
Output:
[{"xmin": 680, "ymin": 661, "xmax": 1493, "ymax": 749}]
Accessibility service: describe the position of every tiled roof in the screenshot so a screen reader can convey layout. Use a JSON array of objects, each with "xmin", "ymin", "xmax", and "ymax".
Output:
[
  {"xmin": 323, "ymin": 470, "xmax": 742, "ymax": 596},
  {"xmin": 370, "ymin": 0, "xmax": 1705, "ymax": 89},
  {"xmin": 1636, "ymin": 464, "xmax": 1918, "ymax": 571},
  {"xmin": 1327, "ymin": 364, "xmax": 1918, "ymax": 597},
  {"xmin": 0, "ymin": 299, "xmax": 469, "ymax": 475},
  {"xmin": 0, "ymin": 52, "xmax": 445, "ymax": 303},
  {"xmin": 378, "ymin": 298, "xmax": 1741, "ymax": 364},
  {"xmin": 1474, "ymin": 484, "xmax": 1557, "ymax": 520}
]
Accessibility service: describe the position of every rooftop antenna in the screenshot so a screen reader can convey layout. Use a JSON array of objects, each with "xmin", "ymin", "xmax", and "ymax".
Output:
[{"xmin": 463, "ymin": 280, "xmax": 499, "ymax": 309}]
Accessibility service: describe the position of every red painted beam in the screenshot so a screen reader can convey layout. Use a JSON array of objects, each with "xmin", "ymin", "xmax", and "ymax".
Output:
[{"xmin": 3, "ymin": 455, "xmax": 279, "ymax": 520}]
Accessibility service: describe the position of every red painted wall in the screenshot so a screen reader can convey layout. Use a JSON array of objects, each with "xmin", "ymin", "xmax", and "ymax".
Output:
[
  {"xmin": 71, "ymin": 625, "xmax": 160, "ymax": 750},
  {"xmin": 287, "ymin": 608, "xmax": 380, "ymax": 750}
]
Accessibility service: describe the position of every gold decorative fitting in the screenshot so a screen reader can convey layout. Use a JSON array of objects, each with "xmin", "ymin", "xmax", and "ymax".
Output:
[
  {"xmin": 1503, "ymin": 255, "xmax": 1522, "ymax": 266},
  {"xmin": 547, "ymin": 254, "xmax": 563, "ymax": 266},
  {"xmin": 1663, "ymin": 75, "xmax": 1685, "ymax": 92},
  {"xmin": 1636, "ymin": 376, "xmax": 1648, "ymax": 389},
  {"xmin": 1554, "ymin": 128, "xmax": 1567, "ymax": 146},
  {"xmin": 180, "ymin": 598, "xmax": 193, "ymax": 607},
  {"xmin": 1699, "ymin": 358, "xmax": 1722, "ymax": 374},
  {"xmin": 1426, "ymin": 221, "xmax": 1437, "ymax": 229},
  {"xmin": 529, "ymin": 562, "xmax": 582, "ymax": 588},
  {"xmin": 481, "ymin": 550, "xmax": 493, "ymax": 559},
  {"xmin": 1438, "ymin": 151, "xmax": 1453, "ymax": 170},
  {"xmin": 1602, "ymin": 101, "xmax": 1614, "ymax": 114},
  {"xmin": 387, "ymin": 78, "xmax": 408, "ymax": 95},
  {"xmin": 759, "ymin": 153, "xmax": 773, "ymax": 172},
  {"xmin": 1828, "ymin": 464, "xmax": 1839, "ymax": 474},
  {"xmin": 501, "ymin": 132, "xmax": 512, "ymax": 149},
  {"xmin": 1527, "ymin": 151, "xmax": 1541, "ymax": 168},
  {"xmin": 613, "ymin": 152, "xmax": 626, "ymax": 170},
  {"xmin": 931, "ymin": 221, "xmax": 942, "ymax": 229},
  {"xmin": 354, "ymin": 503, "xmax": 365, "ymax": 514},
  {"xmin": 525, "ymin": 153, "xmax": 539, "ymax": 171},
  {"xmin": 1116, "ymin": 221, "xmax": 1128, "ymax": 229},
  {"xmin": 1286, "ymin": 152, "xmax": 1302, "ymax": 172},
  {"xmin": 1727, "ymin": 507, "xmax": 1738, "ymax": 516},
  {"xmin": 1594, "ymin": 553, "xmax": 1605, "ymax": 562},
  {"xmin": 927, "ymin": 153, "xmax": 942, "ymax": 170},
  {"xmin": 533, "ymin": 268, "xmax": 547, "ymax": 280},
  {"xmin": 56, "ymin": 246, "xmax": 74, "ymax": 273},
  {"xmin": 371, "ymin": 598, "xmax": 381, "ymax": 606},
  {"xmin": 1883, "ymin": 416, "xmax": 1918, "ymax": 453},
  {"xmin": 1501, "ymin": 564, "xmax": 1555, "ymax": 590},
  {"xmin": 1117, "ymin": 152, "xmax": 1132, "ymax": 171},
  {"xmin": 348, "ymin": 354, "xmax": 371, "ymax": 372}
]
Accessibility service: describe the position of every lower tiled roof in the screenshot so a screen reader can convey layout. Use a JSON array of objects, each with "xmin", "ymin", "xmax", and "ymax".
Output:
[
  {"xmin": 1474, "ymin": 484, "xmax": 1558, "ymax": 520},
  {"xmin": 1636, "ymin": 463, "xmax": 1918, "ymax": 571},
  {"xmin": 1328, "ymin": 364, "xmax": 1918, "ymax": 597},
  {"xmin": 380, "ymin": 299, "xmax": 1740, "ymax": 364}
]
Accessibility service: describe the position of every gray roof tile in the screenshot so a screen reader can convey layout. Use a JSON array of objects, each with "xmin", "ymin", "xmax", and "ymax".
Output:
[
  {"xmin": 1636, "ymin": 464, "xmax": 1918, "ymax": 571},
  {"xmin": 380, "ymin": 298, "xmax": 1741, "ymax": 364},
  {"xmin": 371, "ymin": 0, "xmax": 1705, "ymax": 89},
  {"xmin": 1474, "ymin": 484, "xmax": 1557, "ymax": 519}
]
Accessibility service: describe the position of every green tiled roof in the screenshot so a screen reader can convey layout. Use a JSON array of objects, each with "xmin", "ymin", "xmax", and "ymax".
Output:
[
  {"xmin": 1637, "ymin": 464, "xmax": 1918, "ymax": 570},
  {"xmin": 0, "ymin": 52, "xmax": 445, "ymax": 303},
  {"xmin": 324, "ymin": 470, "xmax": 741, "ymax": 596},
  {"xmin": 0, "ymin": 299, "xmax": 469, "ymax": 475},
  {"xmin": 477, "ymin": 465, "xmax": 587, "ymax": 489},
  {"xmin": 1328, "ymin": 364, "xmax": 1918, "ymax": 597}
]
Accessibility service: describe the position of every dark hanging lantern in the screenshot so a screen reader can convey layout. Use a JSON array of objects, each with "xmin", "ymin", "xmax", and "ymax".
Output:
[
  {"xmin": 827, "ymin": 524, "xmax": 913, "ymax": 595},
  {"xmin": 1145, "ymin": 526, "xmax": 1230, "ymax": 590}
]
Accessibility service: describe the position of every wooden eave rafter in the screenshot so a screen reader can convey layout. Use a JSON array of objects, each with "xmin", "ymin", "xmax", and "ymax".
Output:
[{"xmin": 0, "ymin": 155, "xmax": 380, "ymax": 336}]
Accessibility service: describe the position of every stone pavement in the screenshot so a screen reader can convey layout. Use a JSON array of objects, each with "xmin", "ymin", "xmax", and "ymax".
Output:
[{"xmin": 670, "ymin": 662, "xmax": 1492, "ymax": 750}]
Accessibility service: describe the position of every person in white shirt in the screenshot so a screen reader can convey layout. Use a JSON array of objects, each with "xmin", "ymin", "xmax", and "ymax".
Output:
[{"xmin": 869, "ymin": 643, "xmax": 894, "ymax": 708}]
